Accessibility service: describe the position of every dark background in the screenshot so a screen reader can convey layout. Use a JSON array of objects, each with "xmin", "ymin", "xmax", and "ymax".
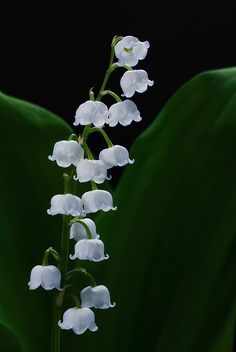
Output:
[
  {"xmin": 1, "ymin": 1, "xmax": 236, "ymax": 349},
  {"xmin": 2, "ymin": 1, "xmax": 236, "ymax": 148}
]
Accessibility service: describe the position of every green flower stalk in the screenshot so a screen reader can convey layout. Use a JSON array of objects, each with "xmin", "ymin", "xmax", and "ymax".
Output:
[{"xmin": 28, "ymin": 35, "xmax": 153, "ymax": 352}]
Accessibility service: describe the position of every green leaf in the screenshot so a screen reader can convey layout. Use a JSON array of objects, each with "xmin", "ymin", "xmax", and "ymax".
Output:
[
  {"xmin": 1, "ymin": 67, "xmax": 236, "ymax": 352},
  {"xmin": 0, "ymin": 92, "xmax": 72, "ymax": 351},
  {"xmin": 71, "ymin": 67, "xmax": 236, "ymax": 351}
]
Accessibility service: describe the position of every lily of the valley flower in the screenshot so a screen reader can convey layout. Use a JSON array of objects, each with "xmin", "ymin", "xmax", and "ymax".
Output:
[
  {"xmin": 99, "ymin": 145, "xmax": 134, "ymax": 169},
  {"xmin": 74, "ymin": 101, "xmax": 108, "ymax": 128},
  {"xmin": 81, "ymin": 285, "xmax": 115, "ymax": 309},
  {"xmin": 74, "ymin": 159, "xmax": 109, "ymax": 184},
  {"xmin": 48, "ymin": 140, "xmax": 84, "ymax": 168},
  {"xmin": 120, "ymin": 69, "xmax": 154, "ymax": 98},
  {"xmin": 47, "ymin": 194, "xmax": 85, "ymax": 217},
  {"xmin": 107, "ymin": 100, "xmax": 142, "ymax": 127},
  {"xmin": 115, "ymin": 35, "xmax": 150, "ymax": 67},
  {"xmin": 28, "ymin": 265, "xmax": 61, "ymax": 291},
  {"xmin": 82, "ymin": 190, "xmax": 117, "ymax": 213},
  {"xmin": 70, "ymin": 218, "xmax": 99, "ymax": 241},
  {"xmin": 70, "ymin": 238, "xmax": 109, "ymax": 262},
  {"xmin": 58, "ymin": 307, "xmax": 98, "ymax": 335}
]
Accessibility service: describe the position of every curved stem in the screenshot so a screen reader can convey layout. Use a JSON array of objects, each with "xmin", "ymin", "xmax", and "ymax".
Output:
[
  {"xmin": 89, "ymin": 88, "xmax": 95, "ymax": 101},
  {"xmin": 100, "ymin": 90, "xmax": 122, "ymax": 102},
  {"xmin": 68, "ymin": 134, "xmax": 78, "ymax": 141},
  {"xmin": 70, "ymin": 218, "xmax": 92, "ymax": 239},
  {"xmin": 89, "ymin": 127, "xmax": 113, "ymax": 147},
  {"xmin": 43, "ymin": 247, "xmax": 60, "ymax": 266},
  {"xmin": 69, "ymin": 294, "xmax": 81, "ymax": 308},
  {"xmin": 97, "ymin": 37, "xmax": 117, "ymax": 101},
  {"xmin": 66, "ymin": 267, "xmax": 97, "ymax": 287},
  {"xmin": 82, "ymin": 142, "xmax": 94, "ymax": 160}
]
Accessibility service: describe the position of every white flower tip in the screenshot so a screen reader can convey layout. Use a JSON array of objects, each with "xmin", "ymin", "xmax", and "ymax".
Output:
[
  {"xmin": 58, "ymin": 320, "xmax": 62, "ymax": 327},
  {"xmin": 145, "ymin": 40, "xmax": 150, "ymax": 48},
  {"xmin": 92, "ymin": 325, "xmax": 99, "ymax": 332},
  {"xmin": 111, "ymin": 302, "xmax": 116, "ymax": 308},
  {"xmin": 129, "ymin": 158, "xmax": 135, "ymax": 164},
  {"xmin": 48, "ymin": 155, "xmax": 53, "ymax": 161},
  {"xmin": 104, "ymin": 254, "xmax": 109, "ymax": 260},
  {"xmin": 149, "ymin": 80, "xmax": 154, "ymax": 86},
  {"xmin": 69, "ymin": 254, "xmax": 75, "ymax": 260},
  {"xmin": 112, "ymin": 206, "xmax": 118, "ymax": 211},
  {"xmin": 47, "ymin": 209, "xmax": 52, "ymax": 215},
  {"xmin": 106, "ymin": 174, "xmax": 112, "ymax": 180},
  {"xmin": 73, "ymin": 175, "xmax": 78, "ymax": 181}
]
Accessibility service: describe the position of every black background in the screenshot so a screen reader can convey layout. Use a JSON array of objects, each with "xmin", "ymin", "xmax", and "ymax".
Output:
[
  {"xmin": 1, "ymin": 1, "xmax": 236, "ymax": 349},
  {"xmin": 2, "ymin": 1, "xmax": 236, "ymax": 147}
]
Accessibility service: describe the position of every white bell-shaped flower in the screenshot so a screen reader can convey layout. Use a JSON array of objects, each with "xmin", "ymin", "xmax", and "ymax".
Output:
[
  {"xmin": 107, "ymin": 100, "xmax": 142, "ymax": 127},
  {"xmin": 82, "ymin": 190, "xmax": 117, "ymax": 213},
  {"xmin": 48, "ymin": 140, "xmax": 84, "ymax": 168},
  {"xmin": 28, "ymin": 265, "xmax": 61, "ymax": 291},
  {"xmin": 58, "ymin": 307, "xmax": 98, "ymax": 335},
  {"xmin": 74, "ymin": 101, "xmax": 109, "ymax": 128},
  {"xmin": 99, "ymin": 145, "xmax": 134, "ymax": 169},
  {"xmin": 81, "ymin": 285, "xmax": 115, "ymax": 309},
  {"xmin": 70, "ymin": 238, "xmax": 109, "ymax": 262},
  {"xmin": 70, "ymin": 218, "xmax": 99, "ymax": 241},
  {"xmin": 47, "ymin": 194, "xmax": 85, "ymax": 217},
  {"xmin": 74, "ymin": 159, "xmax": 109, "ymax": 184},
  {"xmin": 115, "ymin": 35, "xmax": 150, "ymax": 67},
  {"xmin": 120, "ymin": 69, "xmax": 154, "ymax": 98}
]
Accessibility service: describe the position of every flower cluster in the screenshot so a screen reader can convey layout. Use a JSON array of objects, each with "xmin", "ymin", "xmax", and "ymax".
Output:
[{"xmin": 28, "ymin": 35, "xmax": 153, "ymax": 338}]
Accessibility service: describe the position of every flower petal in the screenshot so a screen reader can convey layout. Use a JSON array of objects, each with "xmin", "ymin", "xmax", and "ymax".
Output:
[
  {"xmin": 115, "ymin": 36, "xmax": 150, "ymax": 67},
  {"xmin": 48, "ymin": 140, "xmax": 84, "ymax": 168},
  {"xmin": 47, "ymin": 194, "xmax": 84, "ymax": 217},
  {"xmin": 81, "ymin": 190, "xmax": 116, "ymax": 213},
  {"xmin": 120, "ymin": 70, "xmax": 153, "ymax": 98},
  {"xmin": 70, "ymin": 239, "xmax": 109, "ymax": 262},
  {"xmin": 74, "ymin": 101, "xmax": 108, "ymax": 128},
  {"xmin": 74, "ymin": 159, "xmax": 107, "ymax": 184},
  {"xmin": 28, "ymin": 265, "xmax": 43, "ymax": 290},
  {"xmin": 99, "ymin": 145, "xmax": 134, "ymax": 169},
  {"xmin": 81, "ymin": 285, "xmax": 115, "ymax": 309},
  {"xmin": 41, "ymin": 265, "xmax": 61, "ymax": 290},
  {"xmin": 58, "ymin": 308, "xmax": 77, "ymax": 330}
]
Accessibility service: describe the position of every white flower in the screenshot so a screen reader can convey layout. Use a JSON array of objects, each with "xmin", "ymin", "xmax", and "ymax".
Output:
[
  {"xmin": 120, "ymin": 69, "xmax": 154, "ymax": 98},
  {"xmin": 74, "ymin": 101, "xmax": 109, "ymax": 128},
  {"xmin": 70, "ymin": 238, "xmax": 109, "ymax": 262},
  {"xmin": 99, "ymin": 145, "xmax": 134, "ymax": 169},
  {"xmin": 107, "ymin": 100, "xmax": 142, "ymax": 127},
  {"xmin": 48, "ymin": 140, "xmax": 84, "ymax": 168},
  {"xmin": 58, "ymin": 307, "xmax": 98, "ymax": 335},
  {"xmin": 74, "ymin": 159, "xmax": 110, "ymax": 184},
  {"xmin": 82, "ymin": 190, "xmax": 117, "ymax": 213},
  {"xmin": 115, "ymin": 35, "xmax": 150, "ymax": 67},
  {"xmin": 47, "ymin": 194, "xmax": 85, "ymax": 217},
  {"xmin": 70, "ymin": 218, "xmax": 99, "ymax": 241},
  {"xmin": 28, "ymin": 265, "xmax": 61, "ymax": 291},
  {"xmin": 81, "ymin": 285, "xmax": 115, "ymax": 309}
]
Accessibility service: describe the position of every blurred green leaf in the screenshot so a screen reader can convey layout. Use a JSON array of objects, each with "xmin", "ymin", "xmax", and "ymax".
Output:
[
  {"xmin": 72, "ymin": 67, "xmax": 236, "ymax": 352},
  {"xmin": 1, "ymin": 67, "xmax": 236, "ymax": 352},
  {"xmin": 0, "ymin": 92, "xmax": 72, "ymax": 351}
]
